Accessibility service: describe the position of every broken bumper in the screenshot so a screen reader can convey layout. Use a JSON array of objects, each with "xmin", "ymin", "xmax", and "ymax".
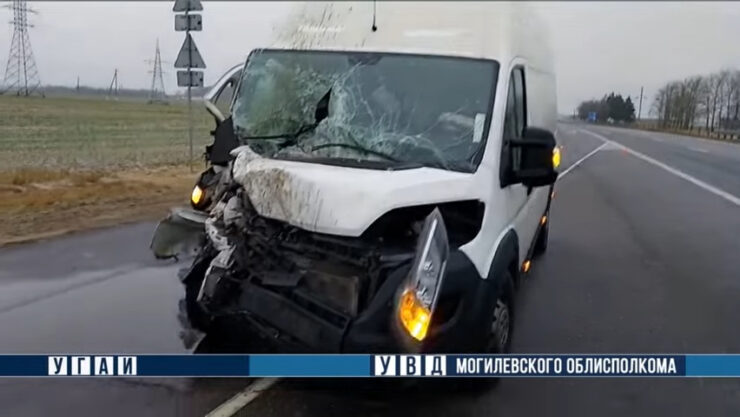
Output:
[
  {"xmin": 150, "ymin": 208, "xmax": 207, "ymax": 259},
  {"xmin": 204, "ymin": 249, "xmax": 500, "ymax": 353}
]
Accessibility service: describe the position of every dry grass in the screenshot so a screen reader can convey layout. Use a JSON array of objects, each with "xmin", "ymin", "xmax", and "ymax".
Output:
[
  {"xmin": 0, "ymin": 168, "xmax": 103, "ymax": 186},
  {"xmin": 0, "ymin": 165, "xmax": 198, "ymax": 245}
]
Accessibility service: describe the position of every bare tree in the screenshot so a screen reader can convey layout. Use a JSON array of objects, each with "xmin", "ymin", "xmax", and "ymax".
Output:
[
  {"xmin": 652, "ymin": 85, "xmax": 667, "ymax": 124},
  {"xmin": 708, "ymin": 71, "xmax": 729, "ymax": 131},
  {"xmin": 734, "ymin": 71, "xmax": 740, "ymax": 122},
  {"xmin": 653, "ymin": 77, "xmax": 702, "ymax": 130},
  {"xmin": 683, "ymin": 76, "xmax": 703, "ymax": 129},
  {"xmin": 643, "ymin": 68, "xmax": 739, "ymax": 133},
  {"xmin": 699, "ymin": 75, "xmax": 713, "ymax": 131},
  {"xmin": 721, "ymin": 70, "xmax": 740, "ymax": 129}
]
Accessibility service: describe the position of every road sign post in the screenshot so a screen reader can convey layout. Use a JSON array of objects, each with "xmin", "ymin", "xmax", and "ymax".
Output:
[{"xmin": 173, "ymin": 0, "xmax": 204, "ymax": 172}]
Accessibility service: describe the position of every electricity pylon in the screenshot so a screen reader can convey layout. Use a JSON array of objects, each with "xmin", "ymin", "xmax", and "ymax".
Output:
[
  {"xmin": 2, "ymin": 0, "xmax": 43, "ymax": 96},
  {"xmin": 147, "ymin": 39, "xmax": 167, "ymax": 104}
]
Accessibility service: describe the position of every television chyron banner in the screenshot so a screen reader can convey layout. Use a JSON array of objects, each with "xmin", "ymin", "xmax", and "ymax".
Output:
[{"xmin": 0, "ymin": 354, "xmax": 736, "ymax": 378}]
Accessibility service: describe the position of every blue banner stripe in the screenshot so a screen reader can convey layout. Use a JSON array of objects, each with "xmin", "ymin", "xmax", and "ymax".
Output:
[
  {"xmin": 0, "ymin": 356, "xmax": 46, "ymax": 376},
  {"xmin": 137, "ymin": 355, "xmax": 248, "ymax": 376},
  {"xmin": 686, "ymin": 355, "xmax": 740, "ymax": 376},
  {"xmin": 250, "ymin": 355, "xmax": 370, "ymax": 377}
]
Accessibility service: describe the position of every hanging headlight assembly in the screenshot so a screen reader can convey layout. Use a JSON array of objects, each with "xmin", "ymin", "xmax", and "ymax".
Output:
[{"xmin": 397, "ymin": 208, "xmax": 449, "ymax": 342}]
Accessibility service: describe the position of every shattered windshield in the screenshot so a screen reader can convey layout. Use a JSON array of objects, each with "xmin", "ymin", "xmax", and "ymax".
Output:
[{"xmin": 231, "ymin": 49, "xmax": 498, "ymax": 172}]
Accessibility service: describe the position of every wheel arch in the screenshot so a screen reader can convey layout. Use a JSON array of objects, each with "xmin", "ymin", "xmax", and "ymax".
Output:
[{"xmin": 487, "ymin": 228, "xmax": 520, "ymax": 286}]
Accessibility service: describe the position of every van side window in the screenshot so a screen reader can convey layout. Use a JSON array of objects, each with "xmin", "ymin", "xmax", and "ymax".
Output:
[
  {"xmin": 503, "ymin": 79, "xmax": 519, "ymax": 141},
  {"xmin": 513, "ymin": 68, "xmax": 526, "ymax": 134},
  {"xmin": 215, "ymin": 78, "xmax": 238, "ymax": 117},
  {"xmin": 500, "ymin": 67, "xmax": 527, "ymax": 186}
]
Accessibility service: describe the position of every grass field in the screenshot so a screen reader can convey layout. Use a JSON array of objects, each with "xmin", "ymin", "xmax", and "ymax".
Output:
[
  {"xmin": 0, "ymin": 95, "xmax": 216, "ymax": 244},
  {"xmin": 0, "ymin": 95, "xmax": 213, "ymax": 172}
]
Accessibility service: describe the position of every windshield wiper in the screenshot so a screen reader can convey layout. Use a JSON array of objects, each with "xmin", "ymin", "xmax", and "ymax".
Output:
[
  {"xmin": 309, "ymin": 143, "xmax": 464, "ymax": 171},
  {"xmin": 240, "ymin": 88, "xmax": 332, "ymax": 147},
  {"xmin": 310, "ymin": 143, "xmax": 400, "ymax": 162},
  {"xmin": 240, "ymin": 122, "xmax": 318, "ymax": 141}
]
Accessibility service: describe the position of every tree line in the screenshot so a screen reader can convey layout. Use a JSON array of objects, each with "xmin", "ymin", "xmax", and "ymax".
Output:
[
  {"xmin": 652, "ymin": 69, "xmax": 740, "ymax": 132},
  {"xmin": 32, "ymin": 85, "xmax": 212, "ymax": 100},
  {"xmin": 577, "ymin": 92, "xmax": 636, "ymax": 123}
]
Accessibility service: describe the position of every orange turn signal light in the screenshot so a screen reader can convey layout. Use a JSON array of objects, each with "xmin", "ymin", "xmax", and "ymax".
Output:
[{"xmin": 399, "ymin": 290, "xmax": 431, "ymax": 341}]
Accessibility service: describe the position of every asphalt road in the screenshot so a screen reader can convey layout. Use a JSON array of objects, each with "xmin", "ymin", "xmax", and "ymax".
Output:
[{"xmin": 0, "ymin": 123, "xmax": 738, "ymax": 416}]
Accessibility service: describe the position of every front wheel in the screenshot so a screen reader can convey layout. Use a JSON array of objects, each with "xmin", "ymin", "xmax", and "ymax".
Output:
[
  {"xmin": 485, "ymin": 271, "xmax": 515, "ymax": 354},
  {"xmin": 447, "ymin": 271, "xmax": 515, "ymax": 394},
  {"xmin": 181, "ymin": 252, "xmax": 216, "ymax": 333},
  {"xmin": 185, "ymin": 274, "xmax": 213, "ymax": 332}
]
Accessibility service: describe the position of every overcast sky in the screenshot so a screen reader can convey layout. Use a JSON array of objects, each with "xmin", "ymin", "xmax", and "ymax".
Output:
[{"xmin": 2, "ymin": 1, "xmax": 740, "ymax": 114}]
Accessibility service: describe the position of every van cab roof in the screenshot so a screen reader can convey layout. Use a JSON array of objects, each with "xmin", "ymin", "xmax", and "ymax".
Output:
[{"xmin": 271, "ymin": 2, "xmax": 553, "ymax": 72}]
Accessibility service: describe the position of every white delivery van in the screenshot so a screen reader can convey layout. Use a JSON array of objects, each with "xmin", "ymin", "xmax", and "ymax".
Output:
[{"xmin": 152, "ymin": 1, "xmax": 560, "ymax": 354}]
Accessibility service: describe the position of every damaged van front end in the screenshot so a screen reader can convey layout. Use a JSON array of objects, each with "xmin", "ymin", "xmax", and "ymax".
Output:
[
  {"xmin": 170, "ymin": 48, "xmax": 504, "ymax": 353},
  {"xmin": 180, "ymin": 164, "xmax": 494, "ymax": 353}
]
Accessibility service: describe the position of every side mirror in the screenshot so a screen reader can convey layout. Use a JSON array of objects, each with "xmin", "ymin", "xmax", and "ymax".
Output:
[
  {"xmin": 206, "ymin": 117, "xmax": 239, "ymax": 165},
  {"xmin": 509, "ymin": 127, "xmax": 559, "ymax": 188}
]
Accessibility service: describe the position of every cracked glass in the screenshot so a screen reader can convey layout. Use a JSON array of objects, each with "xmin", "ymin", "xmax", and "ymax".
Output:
[{"xmin": 232, "ymin": 49, "xmax": 499, "ymax": 172}]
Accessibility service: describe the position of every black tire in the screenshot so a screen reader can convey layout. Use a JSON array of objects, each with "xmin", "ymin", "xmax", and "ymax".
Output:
[
  {"xmin": 533, "ymin": 217, "xmax": 549, "ymax": 256},
  {"xmin": 185, "ymin": 275, "xmax": 213, "ymax": 332},
  {"xmin": 181, "ymin": 253, "xmax": 215, "ymax": 333},
  {"xmin": 448, "ymin": 269, "xmax": 515, "ymax": 395},
  {"xmin": 485, "ymin": 270, "xmax": 515, "ymax": 354}
]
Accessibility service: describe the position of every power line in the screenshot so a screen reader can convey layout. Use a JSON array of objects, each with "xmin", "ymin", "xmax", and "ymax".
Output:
[{"xmin": 2, "ymin": 0, "xmax": 43, "ymax": 96}]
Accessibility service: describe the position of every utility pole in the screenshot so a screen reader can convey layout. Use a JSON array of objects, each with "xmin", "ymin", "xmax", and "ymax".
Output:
[
  {"xmin": 174, "ymin": 0, "xmax": 205, "ymax": 172},
  {"xmin": 2, "ymin": 0, "xmax": 43, "ymax": 96},
  {"xmin": 638, "ymin": 86, "xmax": 644, "ymax": 120},
  {"xmin": 107, "ymin": 69, "xmax": 119, "ymax": 100},
  {"xmin": 76, "ymin": 76, "xmax": 80, "ymax": 93}
]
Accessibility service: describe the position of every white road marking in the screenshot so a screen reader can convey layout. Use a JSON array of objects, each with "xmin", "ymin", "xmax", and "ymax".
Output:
[
  {"xmin": 633, "ymin": 130, "xmax": 665, "ymax": 142},
  {"xmin": 559, "ymin": 142, "xmax": 608, "ymax": 179},
  {"xmin": 581, "ymin": 129, "xmax": 740, "ymax": 207},
  {"xmin": 205, "ymin": 378, "xmax": 280, "ymax": 417},
  {"xmin": 689, "ymin": 147, "xmax": 709, "ymax": 154}
]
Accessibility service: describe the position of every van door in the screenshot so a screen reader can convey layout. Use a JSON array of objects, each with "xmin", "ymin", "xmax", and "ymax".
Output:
[{"xmin": 500, "ymin": 67, "xmax": 543, "ymax": 265}]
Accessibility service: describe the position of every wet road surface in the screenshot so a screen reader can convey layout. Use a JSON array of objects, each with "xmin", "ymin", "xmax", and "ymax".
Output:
[{"xmin": 0, "ymin": 123, "xmax": 738, "ymax": 416}]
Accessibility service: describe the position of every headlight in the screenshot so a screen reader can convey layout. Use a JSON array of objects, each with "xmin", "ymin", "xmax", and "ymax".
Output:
[
  {"xmin": 191, "ymin": 185, "xmax": 205, "ymax": 207},
  {"xmin": 552, "ymin": 146, "xmax": 561, "ymax": 169},
  {"xmin": 397, "ymin": 208, "xmax": 449, "ymax": 341}
]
